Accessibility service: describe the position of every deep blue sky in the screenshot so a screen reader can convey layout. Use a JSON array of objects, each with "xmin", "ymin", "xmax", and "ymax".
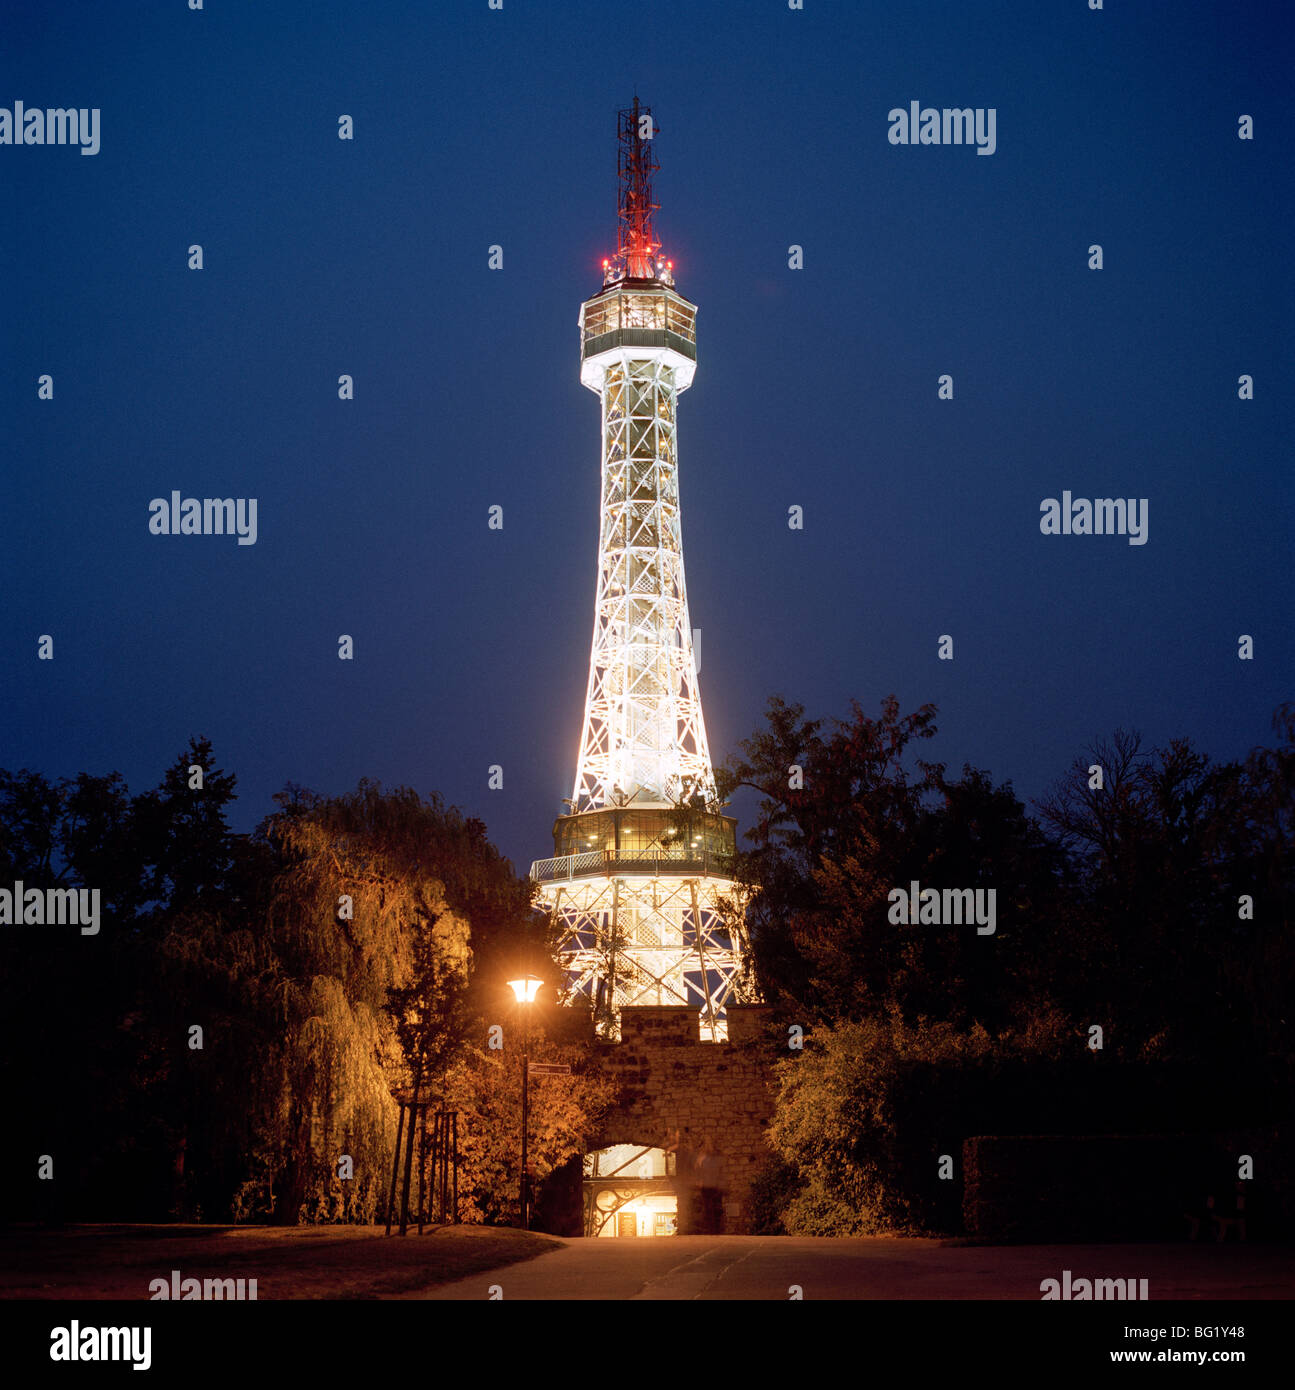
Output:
[{"xmin": 3, "ymin": 0, "xmax": 1291, "ymax": 876}]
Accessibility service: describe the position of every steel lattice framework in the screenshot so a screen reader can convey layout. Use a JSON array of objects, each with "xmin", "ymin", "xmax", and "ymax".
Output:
[
  {"xmin": 572, "ymin": 352, "xmax": 713, "ymax": 812},
  {"xmin": 530, "ymin": 865, "xmax": 751, "ymax": 1040},
  {"xmin": 530, "ymin": 100, "xmax": 751, "ymax": 1041}
]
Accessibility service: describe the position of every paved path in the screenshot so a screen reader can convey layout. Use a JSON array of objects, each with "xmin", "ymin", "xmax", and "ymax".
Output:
[{"xmin": 414, "ymin": 1235, "xmax": 1295, "ymax": 1301}]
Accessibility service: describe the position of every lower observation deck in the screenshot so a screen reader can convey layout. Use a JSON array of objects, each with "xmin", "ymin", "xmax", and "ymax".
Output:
[
  {"xmin": 530, "ymin": 846, "xmax": 734, "ymax": 884},
  {"xmin": 533, "ymin": 807, "xmax": 748, "ymax": 1040},
  {"xmin": 531, "ymin": 806, "xmax": 738, "ymax": 885}
]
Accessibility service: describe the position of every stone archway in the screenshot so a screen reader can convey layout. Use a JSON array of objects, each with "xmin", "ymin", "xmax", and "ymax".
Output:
[{"xmin": 578, "ymin": 1005, "xmax": 779, "ymax": 1235}]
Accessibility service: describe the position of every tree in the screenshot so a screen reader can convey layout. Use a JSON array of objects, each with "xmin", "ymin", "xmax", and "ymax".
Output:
[
  {"xmin": 133, "ymin": 737, "xmax": 238, "ymax": 915},
  {"xmin": 257, "ymin": 782, "xmax": 474, "ymax": 1222},
  {"xmin": 0, "ymin": 754, "xmax": 595, "ymax": 1228},
  {"xmin": 0, "ymin": 749, "xmax": 278, "ymax": 1222},
  {"xmin": 1034, "ymin": 724, "xmax": 1291, "ymax": 1060},
  {"xmin": 441, "ymin": 1001, "xmax": 616, "ymax": 1226},
  {"xmin": 718, "ymin": 696, "xmax": 1064, "ymax": 1030},
  {"xmin": 717, "ymin": 695, "xmax": 940, "ymax": 1013}
]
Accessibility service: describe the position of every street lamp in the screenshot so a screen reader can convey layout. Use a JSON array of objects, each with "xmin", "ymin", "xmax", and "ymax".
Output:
[{"xmin": 507, "ymin": 975, "xmax": 543, "ymax": 1229}]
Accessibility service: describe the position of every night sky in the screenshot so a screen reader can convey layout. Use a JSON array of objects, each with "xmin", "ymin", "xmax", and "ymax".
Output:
[{"xmin": 4, "ymin": 0, "xmax": 1291, "ymax": 877}]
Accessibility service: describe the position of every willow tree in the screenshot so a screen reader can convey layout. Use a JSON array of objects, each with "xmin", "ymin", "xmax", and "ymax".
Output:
[{"xmin": 261, "ymin": 782, "xmax": 475, "ymax": 1223}]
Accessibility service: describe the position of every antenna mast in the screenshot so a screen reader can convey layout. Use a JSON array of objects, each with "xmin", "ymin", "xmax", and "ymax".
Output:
[{"xmin": 615, "ymin": 96, "xmax": 661, "ymax": 280}]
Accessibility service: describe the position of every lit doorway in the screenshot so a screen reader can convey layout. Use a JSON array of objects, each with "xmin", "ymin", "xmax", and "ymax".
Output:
[{"xmin": 584, "ymin": 1144, "xmax": 678, "ymax": 1237}]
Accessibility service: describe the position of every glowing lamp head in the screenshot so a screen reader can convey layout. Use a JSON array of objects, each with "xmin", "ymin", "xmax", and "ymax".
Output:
[{"xmin": 507, "ymin": 975, "xmax": 544, "ymax": 1004}]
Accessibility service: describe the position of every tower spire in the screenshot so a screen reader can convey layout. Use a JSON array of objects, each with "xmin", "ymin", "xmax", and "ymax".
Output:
[{"xmin": 614, "ymin": 96, "xmax": 663, "ymax": 282}]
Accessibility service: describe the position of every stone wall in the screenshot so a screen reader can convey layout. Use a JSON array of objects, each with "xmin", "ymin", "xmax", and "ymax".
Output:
[{"xmin": 585, "ymin": 1004, "xmax": 780, "ymax": 1234}]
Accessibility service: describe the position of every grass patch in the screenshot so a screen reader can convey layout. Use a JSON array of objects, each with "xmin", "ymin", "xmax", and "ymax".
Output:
[{"xmin": 0, "ymin": 1224, "xmax": 563, "ymax": 1300}]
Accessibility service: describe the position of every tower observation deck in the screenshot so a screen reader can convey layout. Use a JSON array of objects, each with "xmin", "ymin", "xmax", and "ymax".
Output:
[{"xmin": 529, "ymin": 99, "xmax": 751, "ymax": 1041}]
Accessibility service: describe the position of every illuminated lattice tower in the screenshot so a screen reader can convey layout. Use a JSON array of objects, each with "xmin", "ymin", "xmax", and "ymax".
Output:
[{"xmin": 530, "ymin": 99, "xmax": 750, "ymax": 1042}]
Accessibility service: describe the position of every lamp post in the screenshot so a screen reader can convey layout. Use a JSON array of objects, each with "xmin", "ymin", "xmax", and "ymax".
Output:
[{"xmin": 507, "ymin": 974, "xmax": 543, "ymax": 1229}]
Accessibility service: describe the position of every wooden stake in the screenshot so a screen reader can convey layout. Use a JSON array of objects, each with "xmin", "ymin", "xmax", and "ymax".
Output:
[
  {"xmin": 385, "ymin": 1102, "xmax": 406, "ymax": 1237},
  {"xmin": 416, "ymin": 1103, "xmax": 428, "ymax": 1235},
  {"xmin": 399, "ymin": 1073, "xmax": 420, "ymax": 1236}
]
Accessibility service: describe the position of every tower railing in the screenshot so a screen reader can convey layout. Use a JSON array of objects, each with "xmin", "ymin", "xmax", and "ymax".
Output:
[
  {"xmin": 530, "ymin": 846, "xmax": 736, "ymax": 884},
  {"xmin": 581, "ymin": 325, "xmax": 697, "ymax": 362}
]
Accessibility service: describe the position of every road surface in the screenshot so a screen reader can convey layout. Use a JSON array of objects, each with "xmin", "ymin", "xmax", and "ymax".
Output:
[{"xmin": 411, "ymin": 1234, "xmax": 1295, "ymax": 1301}]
